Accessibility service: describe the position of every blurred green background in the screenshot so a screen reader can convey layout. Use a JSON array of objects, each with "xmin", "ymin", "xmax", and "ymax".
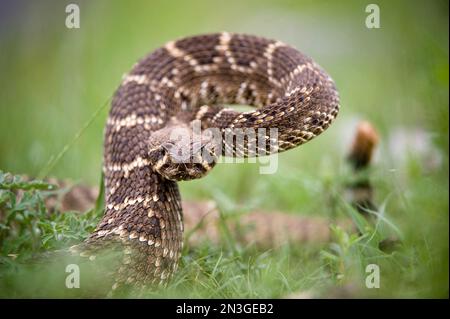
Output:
[{"xmin": 0, "ymin": 0, "xmax": 448, "ymax": 297}]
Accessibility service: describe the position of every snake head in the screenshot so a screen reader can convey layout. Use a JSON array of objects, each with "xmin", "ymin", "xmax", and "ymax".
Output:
[{"xmin": 148, "ymin": 126, "xmax": 218, "ymax": 181}]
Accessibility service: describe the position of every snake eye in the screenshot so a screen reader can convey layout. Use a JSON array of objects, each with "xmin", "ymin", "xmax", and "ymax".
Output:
[
  {"xmin": 200, "ymin": 145, "xmax": 217, "ymax": 164},
  {"xmin": 148, "ymin": 146, "xmax": 165, "ymax": 164},
  {"xmin": 162, "ymin": 142, "xmax": 175, "ymax": 151}
]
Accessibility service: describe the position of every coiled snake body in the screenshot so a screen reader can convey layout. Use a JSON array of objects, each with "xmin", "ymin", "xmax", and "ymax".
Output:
[{"xmin": 83, "ymin": 33, "xmax": 340, "ymax": 290}]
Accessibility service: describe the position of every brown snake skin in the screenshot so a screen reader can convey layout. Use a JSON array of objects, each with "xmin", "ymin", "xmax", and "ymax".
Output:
[{"xmin": 78, "ymin": 33, "xmax": 340, "ymax": 291}]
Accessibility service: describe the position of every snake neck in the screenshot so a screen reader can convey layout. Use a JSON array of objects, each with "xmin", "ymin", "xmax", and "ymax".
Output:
[{"xmin": 87, "ymin": 169, "xmax": 183, "ymax": 286}]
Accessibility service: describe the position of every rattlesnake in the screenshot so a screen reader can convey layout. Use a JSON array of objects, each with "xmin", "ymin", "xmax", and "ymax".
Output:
[{"xmin": 80, "ymin": 32, "xmax": 340, "ymax": 291}]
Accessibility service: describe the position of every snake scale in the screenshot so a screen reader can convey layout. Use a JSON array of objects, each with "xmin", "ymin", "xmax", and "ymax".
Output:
[{"xmin": 78, "ymin": 33, "xmax": 340, "ymax": 291}]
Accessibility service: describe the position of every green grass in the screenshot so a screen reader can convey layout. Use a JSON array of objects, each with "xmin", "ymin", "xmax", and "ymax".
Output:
[{"xmin": 0, "ymin": 0, "xmax": 448, "ymax": 298}]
